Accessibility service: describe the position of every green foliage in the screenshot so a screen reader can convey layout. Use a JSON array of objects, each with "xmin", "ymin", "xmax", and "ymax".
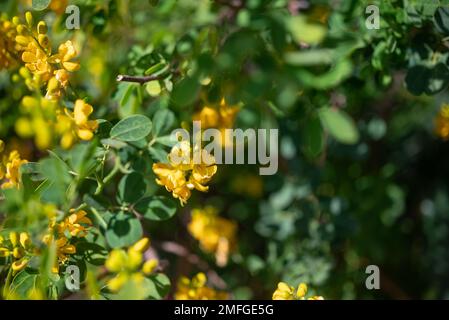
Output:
[{"xmin": 2, "ymin": 0, "xmax": 449, "ymax": 301}]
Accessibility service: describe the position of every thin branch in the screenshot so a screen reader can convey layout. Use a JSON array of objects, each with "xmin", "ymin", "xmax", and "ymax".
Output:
[
  {"xmin": 116, "ymin": 68, "xmax": 180, "ymax": 85},
  {"xmin": 116, "ymin": 74, "xmax": 162, "ymax": 85},
  {"xmin": 158, "ymin": 241, "xmax": 228, "ymax": 290}
]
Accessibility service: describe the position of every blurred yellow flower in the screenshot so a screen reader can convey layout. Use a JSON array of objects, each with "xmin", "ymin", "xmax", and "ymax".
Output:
[
  {"xmin": 57, "ymin": 209, "xmax": 93, "ymax": 237},
  {"xmin": 42, "ymin": 234, "xmax": 76, "ymax": 273},
  {"xmin": 0, "ymin": 17, "xmax": 19, "ymax": 69},
  {"xmin": 65, "ymin": 99, "xmax": 99, "ymax": 141},
  {"xmin": 152, "ymin": 141, "xmax": 217, "ymax": 206},
  {"xmin": 175, "ymin": 272, "xmax": 228, "ymax": 300},
  {"xmin": 105, "ymin": 237, "xmax": 157, "ymax": 292},
  {"xmin": 0, "ymin": 231, "xmax": 34, "ymax": 273},
  {"xmin": 435, "ymin": 103, "xmax": 449, "ymax": 140},
  {"xmin": 1, "ymin": 148, "xmax": 27, "ymax": 189},
  {"xmin": 188, "ymin": 206, "xmax": 237, "ymax": 266},
  {"xmin": 272, "ymin": 281, "xmax": 324, "ymax": 300},
  {"xmin": 193, "ymin": 98, "xmax": 240, "ymax": 146}
]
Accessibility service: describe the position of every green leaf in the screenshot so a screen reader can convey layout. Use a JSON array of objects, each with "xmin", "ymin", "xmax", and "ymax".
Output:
[
  {"xmin": 285, "ymin": 49, "xmax": 334, "ymax": 66},
  {"xmin": 297, "ymin": 59, "xmax": 353, "ymax": 90},
  {"xmin": 152, "ymin": 109, "xmax": 175, "ymax": 137},
  {"xmin": 32, "ymin": 0, "xmax": 51, "ymax": 10},
  {"xmin": 148, "ymin": 146, "xmax": 168, "ymax": 162},
  {"xmin": 146, "ymin": 274, "xmax": 171, "ymax": 299},
  {"xmin": 146, "ymin": 81, "xmax": 162, "ymax": 97},
  {"xmin": 110, "ymin": 115, "xmax": 152, "ymax": 142},
  {"xmin": 105, "ymin": 211, "xmax": 143, "ymax": 248},
  {"xmin": 318, "ymin": 108, "xmax": 359, "ymax": 145},
  {"xmin": 434, "ymin": 7, "xmax": 449, "ymax": 34},
  {"xmin": 405, "ymin": 64, "xmax": 449, "ymax": 95},
  {"xmin": 39, "ymin": 157, "xmax": 72, "ymax": 205},
  {"xmin": 144, "ymin": 62, "xmax": 168, "ymax": 76},
  {"xmin": 287, "ymin": 16, "xmax": 326, "ymax": 45},
  {"xmin": 118, "ymin": 172, "xmax": 147, "ymax": 204},
  {"xmin": 134, "ymin": 196, "xmax": 177, "ymax": 221},
  {"xmin": 303, "ymin": 117, "xmax": 324, "ymax": 156},
  {"xmin": 20, "ymin": 162, "xmax": 44, "ymax": 181},
  {"xmin": 171, "ymin": 77, "xmax": 200, "ymax": 107},
  {"xmin": 8, "ymin": 269, "xmax": 40, "ymax": 299}
]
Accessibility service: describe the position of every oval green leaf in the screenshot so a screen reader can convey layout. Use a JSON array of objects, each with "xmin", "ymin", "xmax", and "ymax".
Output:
[
  {"xmin": 110, "ymin": 115, "xmax": 152, "ymax": 142},
  {"xmin": 32, "ymin": 0, "xmax": 51, "ymax": 10},
  {"xmin": 134, "ymin": 196, "xmax": 177, "ymax": 221},
  {"xmin": 105, "ymin": 211, "xmax": 143, "ymax": 248},
  {"xmin": 318, "ymin": 108, "xmax": 359, "ymax": 145}
]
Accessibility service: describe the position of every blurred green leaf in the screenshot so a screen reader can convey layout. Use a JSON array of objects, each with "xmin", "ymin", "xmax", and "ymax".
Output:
[{"xmin": 318, "ymin": 108, "xmax": 359, "ymax": 145}]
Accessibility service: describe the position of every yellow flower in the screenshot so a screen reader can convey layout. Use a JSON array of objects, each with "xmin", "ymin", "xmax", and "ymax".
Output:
[
  {"xmin": 0, "ymin": 231, "xmax": 34, "ymax": 273},
  {"xmin": 193, "ymin": 98, "xmax": 240, "ymax": 147},
  {"xmin": 272, "ymin": 281, "xmax": 324, "ymax": 300},
  {"xmin": 0, "ymin": 17, "xmax": 19, "ymax": 69},
  {"xmin": 272, "ymin": 282, "xmax": 295, "ymax": 300},
  {"xmin": 1, "ymin": 150, "xmax": 27, "ymax": 189},
  {"xmin": 435, "ymin": 103, "xmax": 449, "ymax": 140},
  {"xmin": 130, "ymin": 237, "xmax": 151, "ymax": 253},
  {"xmin": 21, "ymin": 41, "xmax": 53, "ymax": 81},
  {"xmin": 105, "ymin": 238, "xmax": 156, "ymax": 292},
  {"xmin": 42, "ymin": 234, "xmax": 76, "ymax": 273},
  {"xmin": 142, "ymin": 259, "xmax": 158, "ymax": 275},
  {"xmin": 12, "ymin": 258, "xmax": 29, "ymax": 272},
  {"xmin": 152, "ymin": 141, "xmax": 217, "ymax": 206},
  {"xmin": 51, "ymin": 40, "xmax": 80, "ymax": 72},
  {"xmin": 65, "ymin": 99, "xmax": 98, "ymax": 141},
  {"xmin": 58, "ymin": 209, "xmax": 92, "ymax": 237},
  {"xmin": 175, "ymin": 272, "xmax": 228, "ymax": 300},
  {"xmin": 188, "ymin": 206, "xmax": 237, "ymax": 266}
]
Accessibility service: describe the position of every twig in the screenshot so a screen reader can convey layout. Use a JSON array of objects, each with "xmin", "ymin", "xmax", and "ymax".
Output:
[
  {"xmin": 158, "ymin": 241, "xmax": 227, "ymax": 290},
  {"xmin": 116, "ymin": 74, "xmax": 162, "ymax": 85}
]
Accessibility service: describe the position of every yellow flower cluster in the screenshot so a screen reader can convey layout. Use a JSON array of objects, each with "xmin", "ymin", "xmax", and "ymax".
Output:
[
  {"xmin": 175, "ymin": 272, "xmax": 228, "ymax": 300},
  {"xmin": 193, "ymin": 98, "xmax": 240, "ymax": 146},
  {"xmin": 0, "ymin": 139, "xmax": 28, "ymax": 189},
  {"xmin": 188, "ymin": 206, "xmax": 237, "ymax": 267},
  {"xmin": 435, "ymin": 103, "xmax": 449, "ymax": 140},
  {"xmin": 0, "ymin": 15, "xmax": 19, "ymax": 69},
  {"xmin": 105, "ymin": 238, "xmax": 158, "ymax": 292},
  {"xmin": 0, "ymin": 232, "xmax": 33, "ymax": 274},
  {"xmin": 14, "ymin": 12, "xmax": 79, "ymax": 94},
  {"xmin": 43, "ymin": 209, "xmax": 93, "ymax": 273},
  {"xmin": 16, "ymin": 97, "xmax": 98, "ymax": 150},
  {"xmin": 272, "ymin": 281, "xmax": 324, "ymax": 300},
  {"xmin": 1, "ymin": 12, "xmax": 98, "ymax": 150},
  {"xmin": 152, "ymin": 141, "xmax": 217, "ymax": 206}
]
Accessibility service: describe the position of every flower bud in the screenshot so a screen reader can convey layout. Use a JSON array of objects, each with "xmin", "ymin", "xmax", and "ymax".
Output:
[
  {"xmin": 127, "ymin": 250, "xmax": 143, "ymax": 270},
  {"xmin": 25, "ymin": 12, "xmax": 33, "ymax": 26},
  {"xmin": 0, "ymin": 248, "xmax": 10, "ymax": 257},
  {"xmin": 12, "ymin": 258, "xmax": 29, "ymax": 272},
  {"xmin": 38, "ymin": 34, "xmax": 50, "ymax": 49},
  {"xmin": 20, "ymin": 232, "xmax": 31, "ymax": 249},
  {"xmin": 105, "ymin": 249, "xmax": 127, "ymax": 272},
  {"xmin": 9, "ymin": 232, "xmax": 19, "ymax": 247},
  {"xmin": 37, "ymin": 21, "xmax": 47, "ymax": 34},
  {"xmin": 142, "ymin": 259, "xmax": 158, "ymax": 275},
  {"xmin": 15, "ymin": 35, "xmax": 29, "ymax": 46},
  {"xmin": 296, "ymin": 283, "xmax": 308, "ymax": 298},
  {"xmin": 130, "ymin": 237, "xmax": 150, "ymax": 253},
  {"xmin": 13, "ymin": 247, "xmax": 24, "ymax": 259},
  {"xmin": 12, "ymin": 16, "xmax": 20, "ymax": 26},
  {"xmin": 16, "ymin": 24, "xmax": 27, "ymax": 35}
]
